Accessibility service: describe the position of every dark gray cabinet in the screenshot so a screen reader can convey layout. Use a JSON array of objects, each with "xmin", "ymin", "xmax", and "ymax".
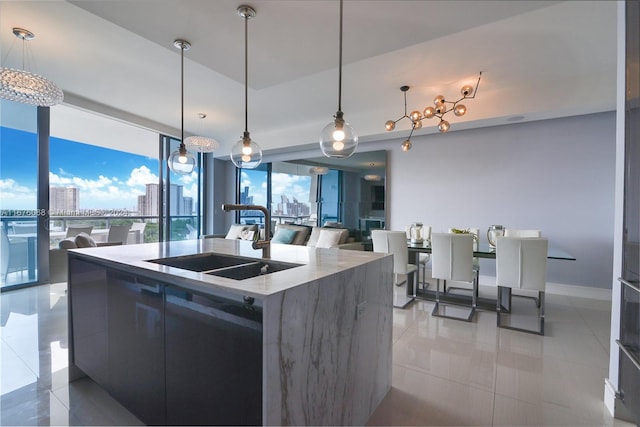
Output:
[
  {"xmin": 165, "ymin": 286, "xmax": 263, "ymax": 425},
  {"xmin": 69, "ymin": 258, "xmax": 109, "ymax": 387},
  {"xmin": 69, "ymin": 255, "xmax": 264, "ymax": 425},
  {"xmin": 107, "ymin": 271, "xmax": 165, "ymax": 425}
]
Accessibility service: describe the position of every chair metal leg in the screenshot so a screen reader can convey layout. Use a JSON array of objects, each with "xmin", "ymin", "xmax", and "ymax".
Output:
[
  {"xmin": 497, "ymin": 288, "xmax": 545, "ymax": 335},
  {"xmin": 432, "ymin": 278, "xmax": 476, "ymax": 322}
]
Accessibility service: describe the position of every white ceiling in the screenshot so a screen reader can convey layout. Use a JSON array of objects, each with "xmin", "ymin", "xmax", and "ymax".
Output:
[{"xmin": 0, "ymin": 1, "xmax": 617, "ymax": 158}]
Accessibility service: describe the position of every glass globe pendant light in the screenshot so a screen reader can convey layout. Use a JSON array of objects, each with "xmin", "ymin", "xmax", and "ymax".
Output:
[
  {"xmin": 168, "ymin": 39, "xmax": 196, "ymax": 175},
  {"xmin": 319, "ymin": 0, "xmax": 358, "ymax": 159},
  {"xmin": 230, "ymin": 5, "xmax": 262, "ymax": 169}
]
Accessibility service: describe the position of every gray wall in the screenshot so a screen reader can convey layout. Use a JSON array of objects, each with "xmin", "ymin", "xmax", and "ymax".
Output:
[
  {"xmin": 387, "ymin": 112, "xmax": 616, "ymax": 288},
  {"xmin": 213, "ymin": 112, "xmax": 615, "ymax": 289}
]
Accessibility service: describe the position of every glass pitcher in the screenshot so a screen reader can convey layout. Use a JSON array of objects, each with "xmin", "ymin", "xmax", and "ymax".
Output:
[
  {"xmin": 410, "ymin": 222, "xmax": 425, "ymax": 243},
  {"xmin": 487, "ymin": 224, "xmax": 504, "ymax": 248}
]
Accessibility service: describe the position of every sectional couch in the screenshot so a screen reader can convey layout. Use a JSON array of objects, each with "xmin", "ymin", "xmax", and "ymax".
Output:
[{"xmin": 214, "ymin": 223, "xmax": 364, "ymax": 251}]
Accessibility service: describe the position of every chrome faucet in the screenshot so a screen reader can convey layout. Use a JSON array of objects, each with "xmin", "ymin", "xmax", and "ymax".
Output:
[{"xmin": 222, "ymin": 204, "xmax": 271, "ymax": 258}]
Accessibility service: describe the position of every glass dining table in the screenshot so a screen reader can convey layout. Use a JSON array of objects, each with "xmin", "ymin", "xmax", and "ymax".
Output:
[{"xmin": 397, "ymin": 240, "xmax": 577, "ymax": 310}]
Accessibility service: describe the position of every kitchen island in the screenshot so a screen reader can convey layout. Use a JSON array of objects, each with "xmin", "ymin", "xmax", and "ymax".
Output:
[{"xmin": 67, "ymin": 238, "xmax": 393, "ymax": 426}]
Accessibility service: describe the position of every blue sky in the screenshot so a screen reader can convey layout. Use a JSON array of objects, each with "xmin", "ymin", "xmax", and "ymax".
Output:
[{"xmin": 0, "ymin": 126, "xmax": 198, "ymax": 210}]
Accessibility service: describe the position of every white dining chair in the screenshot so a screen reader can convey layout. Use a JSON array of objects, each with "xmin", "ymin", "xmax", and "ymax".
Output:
[
  {"xmin": 372, "ymin": 230, "xmax": 418, "ymax": 308},
  {"xmin": 502, "ymin": 229, "xmax": 543, "ymax": 306},
  {"xmin": 446, "ymin": 227, "xmax": 480, "ymax": 296},
  {"xmin": 431, "ymin": 232, "xmax": 478, "ymax": 322},
  {"xmin": 504, "ymin": 229, "xmax": 542, "ymax": 238},
  {"xmin": 495, "ymin": 236, "xmax": 548, "ymax": 335}
]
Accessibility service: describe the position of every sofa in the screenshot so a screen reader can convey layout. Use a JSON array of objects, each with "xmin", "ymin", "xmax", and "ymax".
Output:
[
  {"xmin": 49, "ymin": 232, "xmax": 121, "ymax": 283},
  {"xmin": 215, "ymin": 223, "xmax": 364, "ymax": 251}
]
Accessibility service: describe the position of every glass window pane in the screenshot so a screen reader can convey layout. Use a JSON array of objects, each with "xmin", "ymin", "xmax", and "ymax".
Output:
[
  {"xmin": 166, "ymin": 136, "xmax": 200, "ymax": 241},
  {"xmin": 319, "ymin": 170, "xmax": 340, "ymax": 226},
  {"xmin": 238, "ymin": 166, "xmax": 268, "ymax": 226},
  {"xmin": 1, "ymin": 100, "xmax": 38, "ymax": 288},
  {"xmin": 271, "ymin": 163, "xmax": 312, "ymax": 226},
  {"xmin": 49, "ymin": 105, "xmax": 161, "ymax": 246}
]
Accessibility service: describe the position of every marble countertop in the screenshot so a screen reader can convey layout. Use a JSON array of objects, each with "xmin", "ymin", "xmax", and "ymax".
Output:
[{"xmin": 69, "ymin": 238, "xmax": 389, "ymax": 299}]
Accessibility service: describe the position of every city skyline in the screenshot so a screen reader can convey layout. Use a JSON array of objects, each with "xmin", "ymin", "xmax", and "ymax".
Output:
[
  {"xmin": 2, "ymin": 126, "xmax": 318, "ymax": 216},
  {"xmin": 0, "ymin": 126, "xmax": 198, "ymax": 211}
]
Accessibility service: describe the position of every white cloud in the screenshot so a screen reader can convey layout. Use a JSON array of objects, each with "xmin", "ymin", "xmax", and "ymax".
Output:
[
  {"xmin": 0, "ymin": 179, "xmax": 36, "ymax": 209},
  {"xmin": 126, "ymin": 165, "xmax": 158, "ymax": 188},
  {"xmin": 272, "ymin": 173, "xmax": 310, "ymax": 202},
  {"xmin": 177, "ymin": 170, "xmax": 198, "ymax": 186}
]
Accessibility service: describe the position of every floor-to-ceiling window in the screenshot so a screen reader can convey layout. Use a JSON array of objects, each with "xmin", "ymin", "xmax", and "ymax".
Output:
[
  {"xmin": 236, "ymin": 163, "xmax": 269, "ymax": 226},
  {"xmin": 0, "ymin": 100, "xmax": 39, "ymax": 289},
  {"xmin": 49, "ymin": 106, "xmax": 162, "ymax": 247},
  {"xmin": 162, "ymin": 135, "xmax": 201, "ymax": 241},
  {"xmin": 1, "ymin": 103, "xmax": 204, "ymax": 290},
  {"xmin": 271, "ymin": 163, "xmax": 314, "ymax": 225},
  {"xmin": 319, "ymin": 169, "xmax": 340, "ymax": 226}
]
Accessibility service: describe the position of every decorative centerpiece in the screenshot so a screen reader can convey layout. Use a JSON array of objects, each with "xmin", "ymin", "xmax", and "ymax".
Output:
[{"xmin": 409, "ymin": 222, "xmax": 425, "ymax": 244}]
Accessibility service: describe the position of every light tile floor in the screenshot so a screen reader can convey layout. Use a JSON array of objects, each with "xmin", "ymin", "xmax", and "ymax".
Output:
[{"xmin": 0, "ymin": 282, "xmax": 635, "ymax": 426}]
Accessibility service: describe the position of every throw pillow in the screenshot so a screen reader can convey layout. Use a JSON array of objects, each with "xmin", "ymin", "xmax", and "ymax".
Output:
[
  {"xmin": 271, "ymin": 228, "xmax": 298, "ymax": 244},
  {"xmin": 225, "ymin": 224, "xmax": 258, "ymax": 240},
  {"xmin": 239, "ymin": 229, "xmax": 256, "ymax": 241},
  {"xmin": 306, "ymin": 227, "xmax": 322, "ymax": 247},
  {"xmin": 316, "ymin": 229, "xmax": 343, "ymax": 248},
  {"xmin": 59, "ymin": 237, "xmax": 77, "ymax": 250},
  {"xmin": 276, "ymin": 224, "xmax": 311, "ymax": 245},
  {"xmin": 74, "ymin": 232, "xmax": 97, "ymax": 248}
]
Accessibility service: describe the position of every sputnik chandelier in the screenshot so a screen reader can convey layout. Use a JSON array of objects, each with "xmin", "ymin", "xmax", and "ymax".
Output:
[{"xmin": 385, "ymin": 72, "xmax": 482, "ymax": 151}]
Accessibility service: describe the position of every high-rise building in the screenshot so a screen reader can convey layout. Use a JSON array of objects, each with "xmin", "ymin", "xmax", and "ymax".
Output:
[
  {"xmin": 137, "ymin": 195, "xmax": 147, "ymax": 216},
  {"xmin": 183, "ymin": 197, "xmax": 193, "ymax": 216},
  {"xmin": 240, "ymin": 186, "xmax": 253, "ymax": 205},
  {"xmin": 137, "ymin": 183, "xmax": 192, "ymax": 216},
  {"xmin": 139, "ymin": 184, "xmax": 159, "ymax": 216},
  {"xmin": 50, "ymin": 187, "xmax": 79, "ymax": 215}
]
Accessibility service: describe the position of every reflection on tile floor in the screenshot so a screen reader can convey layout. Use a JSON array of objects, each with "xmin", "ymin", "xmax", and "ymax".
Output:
[{"xmin": 0, "ymin": 282, "xmax": 635, "ymax": 426}]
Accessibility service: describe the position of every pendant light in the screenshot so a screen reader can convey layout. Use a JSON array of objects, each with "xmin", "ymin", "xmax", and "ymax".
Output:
[
  {"xmin": 319, "ymin": 0, "xmax": 358, "ymax": 159},
  {"xmin": 168, "ymin": 39, "xmax": 196, "ymax": 175},
  {"xmin": 230, "ymin": 5, "xmax": 262, "ymax": 169},
  {"xmin": 0, "ymin": 27, "xmax": 63, "ymax": 107},
  {"xmin": 185, "ymin": 113, "xmax": 220, "ymax": 153}
]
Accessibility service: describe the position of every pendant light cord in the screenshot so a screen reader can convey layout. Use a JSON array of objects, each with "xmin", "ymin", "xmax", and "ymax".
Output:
[
  {"xmin": 337, "ymin": 0, "xmax": 343, "ymax": 113},
  {"xmin": 180, "ymin": 44, "xmax": 185, "ymax": 148},
  {"xmin": 244, "ymin": 12, "xmax": 249, "ymax": 134}
]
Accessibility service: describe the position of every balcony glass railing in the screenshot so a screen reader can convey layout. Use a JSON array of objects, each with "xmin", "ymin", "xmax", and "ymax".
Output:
[{"xmin": 1, "ymin": 215, "xmax": 198, "ymax": 289}]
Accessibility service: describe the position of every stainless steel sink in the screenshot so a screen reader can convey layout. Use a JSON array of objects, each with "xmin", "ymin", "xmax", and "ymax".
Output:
[
  {"xmin": 206, "ymin": 261, "xmax": 300, "ymax": 280},
  {"xmin": 147, "ymin": 253, "xmax": 302, "ymax": 279},
  {"xmin": 147, "ymin": 253, "xmax": 254, "ymax": 272}
]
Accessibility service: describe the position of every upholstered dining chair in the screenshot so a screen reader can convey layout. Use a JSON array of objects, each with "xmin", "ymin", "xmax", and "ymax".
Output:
[
  {"xmin": 65, "ymin": 225, "xmax": 93, "ymax": 238},
  {"xmin": 446, "ymin": 227, "xmax": 480, "ymax": 296},
  {"xmin": 417, "ymin": 225, "xmax": 432, "ymax": 290},
  {"xmin": 431, "ymin": 232, "xmax": 478, "ymax": 322},
  {"xmin": 495, "ymin": 236, "xmax": 548, "ymax": 335},
  {"xmin": 371, "ymin": 229, "xmax": 418, "ymax": 290},
  {"xmin": 502, "ymin": 229, "xmax": 543, "ymax": 306},
  {"xmin": 107, "ymin": 224, "xmax": 132, "ymax": 245},
  {"xmin": 504, "ymin": 229, "xmax": 542, "ymax": 238}
]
